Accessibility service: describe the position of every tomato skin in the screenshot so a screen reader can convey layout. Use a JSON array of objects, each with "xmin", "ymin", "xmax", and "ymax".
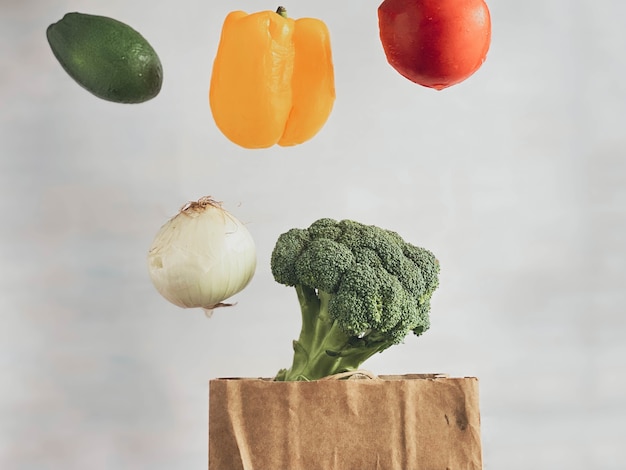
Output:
[{"xmin": 378, "ymin": 0, "xmax": 491, "ymax": 90}]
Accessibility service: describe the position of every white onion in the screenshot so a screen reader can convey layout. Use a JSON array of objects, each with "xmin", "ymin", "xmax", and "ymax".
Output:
[{"xmin": 147, "ymin": 196, "xmax": 257, "ymax": 315}]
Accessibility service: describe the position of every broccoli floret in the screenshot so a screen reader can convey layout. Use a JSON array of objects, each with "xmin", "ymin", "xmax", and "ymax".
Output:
[{"xmin": 271, "ymin": 218, "xmax": 440, "ymax": 381}]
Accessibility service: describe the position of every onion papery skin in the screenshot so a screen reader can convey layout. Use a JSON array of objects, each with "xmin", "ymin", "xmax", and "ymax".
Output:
[{"xmin": 147, "ymin": 197, "xmax": 257, "ymax": 311}]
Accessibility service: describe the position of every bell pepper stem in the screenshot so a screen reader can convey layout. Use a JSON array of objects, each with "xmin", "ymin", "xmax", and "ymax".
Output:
[{"xmin": 276, "ymin": 6, "xmax": 288, "ymax": 18}]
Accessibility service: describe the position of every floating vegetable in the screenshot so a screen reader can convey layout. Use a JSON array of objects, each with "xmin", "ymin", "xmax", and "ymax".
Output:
[
  {"xmin": 209, "ymin": 6, "xmax": 335, "ymax": 149},
  {"xmin": 46, "ymin": 12, "xmax": 163, "ymax": 103},
  {"xmin": 378, "ymin": 0, "xmax": 491, "ymax": 90},
  {"xmin": 147, "ymin": 197, "xmax": 257, "ymax": 315}
]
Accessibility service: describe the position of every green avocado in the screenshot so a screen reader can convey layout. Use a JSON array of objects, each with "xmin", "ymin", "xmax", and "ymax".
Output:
[{"xmin": 47, "ymin": 12, "xmax": 163, "ymax": 104}]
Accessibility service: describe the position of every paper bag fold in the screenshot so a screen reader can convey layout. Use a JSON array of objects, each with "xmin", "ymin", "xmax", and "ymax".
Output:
[{"xmin": 209, "ymin": 374, "xmax": 482, "ymax": 470}]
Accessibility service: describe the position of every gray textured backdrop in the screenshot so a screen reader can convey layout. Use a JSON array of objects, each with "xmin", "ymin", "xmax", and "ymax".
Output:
[{"xmin": 1, "ymin": 0, "xmax": 625, "ymax": 469}]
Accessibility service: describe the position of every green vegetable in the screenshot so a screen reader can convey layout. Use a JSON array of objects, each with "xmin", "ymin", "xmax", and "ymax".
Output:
[
  {"xmin": 46, "ymin": 12, "xmax": 163, "ymax": 103},
  {"xmin": 271, "ymin": 218, "xmax": 440, "ymax": 381}
]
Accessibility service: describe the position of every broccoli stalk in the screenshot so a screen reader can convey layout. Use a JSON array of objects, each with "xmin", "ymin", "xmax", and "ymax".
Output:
[
  {"xmin": 275, "ymin": 286, "xmax": 344, "ymax": 381},
  {"xmin": 272, "ymin": 218, "xmax": 440, "ymax": 382},
  {"xmin": 275, "ymin": 286, "xmax": 389, "ymax": 381}
]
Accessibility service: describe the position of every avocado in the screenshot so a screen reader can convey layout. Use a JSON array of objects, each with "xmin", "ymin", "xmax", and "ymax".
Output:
[{"xmin": 47, "ymin": 12, "xmax": 163, "ymax": 104}]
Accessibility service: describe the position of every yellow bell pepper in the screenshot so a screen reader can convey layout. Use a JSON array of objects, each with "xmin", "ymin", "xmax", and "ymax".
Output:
[{"xmin": 209, "ymin": 7, "xmax": 335, "ymax": 149}]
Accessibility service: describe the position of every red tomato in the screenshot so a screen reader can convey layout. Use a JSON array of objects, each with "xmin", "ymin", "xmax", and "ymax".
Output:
[{"xmin": 378, "ymin": 0, "xmax": 491, "ymax": 90}]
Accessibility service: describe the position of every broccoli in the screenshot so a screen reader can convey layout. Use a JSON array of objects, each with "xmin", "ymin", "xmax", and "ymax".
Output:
[{"xmin": 271, "ymin": 218, "xmax": 440, "ymax": 381}]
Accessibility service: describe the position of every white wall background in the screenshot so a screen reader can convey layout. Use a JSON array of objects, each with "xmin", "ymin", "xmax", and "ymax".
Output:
[{"xmin": 1, "ymin": 0, "xmax": 625, "ymax": 468}]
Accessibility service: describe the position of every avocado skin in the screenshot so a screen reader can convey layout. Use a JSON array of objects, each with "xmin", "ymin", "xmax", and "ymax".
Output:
[{"xmin": 47, "ymin": 12, "xmax": 163, "ymax": 104}]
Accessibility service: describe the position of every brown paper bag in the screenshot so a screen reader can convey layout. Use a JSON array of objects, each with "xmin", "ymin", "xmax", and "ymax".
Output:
[{"xmin": 209, "ymin": 373, "xmax": 482, "ymax": 470}]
